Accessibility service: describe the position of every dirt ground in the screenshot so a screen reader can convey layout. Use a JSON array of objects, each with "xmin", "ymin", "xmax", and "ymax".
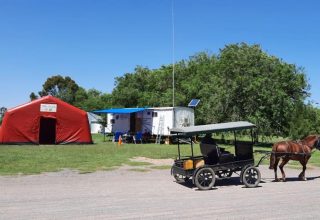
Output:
[{"xmin": 1, "ymin": 159, "xmax": 320, "ymax": 220}]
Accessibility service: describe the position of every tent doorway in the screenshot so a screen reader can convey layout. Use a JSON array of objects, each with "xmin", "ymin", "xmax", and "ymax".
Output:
[{"xmin": 39, "ymin": 117, "xmax": 56, "ymax": 144}]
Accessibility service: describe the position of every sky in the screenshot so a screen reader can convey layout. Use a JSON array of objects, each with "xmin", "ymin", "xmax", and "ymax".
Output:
[{"xmin": 0, "ymin": 0, "xmax": 319, "ymax": 108}]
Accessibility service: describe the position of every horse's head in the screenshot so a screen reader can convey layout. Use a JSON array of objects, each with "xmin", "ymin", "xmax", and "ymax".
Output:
[
  {"xmin": 303, "ymin": 135, "xmax": 320, "ymax": 150},
  {"xmin": 315, "ymin": 136, "xmax": 320, "ymax": 150}
]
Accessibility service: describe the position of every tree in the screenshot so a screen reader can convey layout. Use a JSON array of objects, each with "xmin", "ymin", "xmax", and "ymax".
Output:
[
  {"xmin": 110, "ymin": 43, "xmax": 310, "ymax": 137},
  {"xmin": 31, "ymin": 75, "xmax": 113, "ymax": 112},
  {"xmin": 288, "ymin": 102, "xmax": 320, "ymax": 139},
  {"xmin": 29, "ymin": 92, "xmax": 38, "ymax": 101},
  {"xmin": 36, "ymin": 75, "xmax": 80, "ymax": 104},
  {"xmin": 29, "ymin": 43, "xmax": 313, "ymax": 138},
  {"xmin": 74, "ymin": 89, "xmax": 113, "ymax": 111}
]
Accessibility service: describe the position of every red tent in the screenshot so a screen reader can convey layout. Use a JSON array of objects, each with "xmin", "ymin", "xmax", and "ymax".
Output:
[{"xmin": 0, "ymin": 96, "xmax": 92, "ymax": 144}]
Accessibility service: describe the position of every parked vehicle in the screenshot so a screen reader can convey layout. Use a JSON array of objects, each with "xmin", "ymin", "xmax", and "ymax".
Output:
[{"xmin": 170, "ymin": 121, "xmax": 262, "ymax": 190}]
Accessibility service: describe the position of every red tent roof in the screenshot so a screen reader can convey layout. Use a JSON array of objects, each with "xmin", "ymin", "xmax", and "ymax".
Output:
[{"xmin": 0, "ymin": 96, "xmax": 92, "ymax": 144}]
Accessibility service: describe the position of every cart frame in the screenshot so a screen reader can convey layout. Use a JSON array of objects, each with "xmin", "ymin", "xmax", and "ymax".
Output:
[{"xmin": 170, "ymin": 121, "xmax": 260, "ymax": 190}]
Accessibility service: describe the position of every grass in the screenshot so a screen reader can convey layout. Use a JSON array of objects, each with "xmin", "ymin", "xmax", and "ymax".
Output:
[
  {"xmin": 0, "ymin": 133, "xmax": 319, "ymax": 175},
  {"xmin": 0, "ymin": 134, "xmax": 190, "ymax": 175}
]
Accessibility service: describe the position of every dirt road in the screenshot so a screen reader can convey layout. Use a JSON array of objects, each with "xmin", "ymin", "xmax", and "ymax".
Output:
[{"xmin": 1, "ymin": 165, "xmax": 320, "ymax": 219}]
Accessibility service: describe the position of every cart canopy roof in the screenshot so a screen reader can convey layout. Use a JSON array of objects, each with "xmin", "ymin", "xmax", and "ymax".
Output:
[{"xmin": 170, "ymin": 121, "xmax": 255, "ymax": 136}]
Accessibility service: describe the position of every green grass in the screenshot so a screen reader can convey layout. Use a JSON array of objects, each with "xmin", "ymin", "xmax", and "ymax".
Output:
[
  {"xmin": 0, "ymin": 134, "xmax": 320, "ymax": 175},
  {"xmin": 0, "ymin": 135, "xmax": 192, "ymax": 175}
]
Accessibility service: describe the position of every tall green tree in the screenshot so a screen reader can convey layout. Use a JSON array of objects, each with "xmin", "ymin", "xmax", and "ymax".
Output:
[
  {"xmin": 288, "ymin": 102, "xmax": 320, "ymax": 139},
  {"xmin": 31, "ymin": 75, "xmax": 112, "ymax": 112},
  {"xmin": 74, "ymin": 89, "xmax": 112, "ymax": 111},
  {"xmin": 207, "ymin": 43, "xmax": 308, "ymax": 137},
  {"xmin": 36, "ymin": 75, "xmax": 80, "ymax": 104},
  {"xmin": 29, "ymin": 92, "xmax": 38, "ymax": 101},
  {"xmin": 111, "ymin": 43, "xmax": 311, "ymax": 137}
]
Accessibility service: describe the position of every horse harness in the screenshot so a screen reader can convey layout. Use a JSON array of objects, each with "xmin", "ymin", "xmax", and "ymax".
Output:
[
  {"xmin": 270, "ymin": 136, "xmax": 320, "ymax": 160},
  {"xmin": 273, "ymin": 138, "xmax": 319, "ymax": 159}
]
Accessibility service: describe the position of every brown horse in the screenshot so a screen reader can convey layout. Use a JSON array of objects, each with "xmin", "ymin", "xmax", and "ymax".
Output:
[{"xmin": 269, "ymin": 135, "xmax": 320, "ymax": 181}]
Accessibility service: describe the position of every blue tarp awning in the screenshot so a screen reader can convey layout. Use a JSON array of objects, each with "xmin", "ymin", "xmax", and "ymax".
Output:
[{"xmin": 93, "ymin": 108, "xmax": 147, "ymax": 114}]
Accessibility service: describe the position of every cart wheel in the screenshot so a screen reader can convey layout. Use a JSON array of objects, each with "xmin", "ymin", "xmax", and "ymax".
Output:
[
  {"xmin": 194, "ymin": 167, "xmax": 216, "ymax": 190},
  {"xmin": 242, "ymin": 166, "xmax": 261, "ymax": 188},
  {"xmin": 173, "ymin": 173, "xmax": 189, "ymax": 183},
  {"xmin": 217, "ymin": 169, "xmax": 233, "ymax": 178}
]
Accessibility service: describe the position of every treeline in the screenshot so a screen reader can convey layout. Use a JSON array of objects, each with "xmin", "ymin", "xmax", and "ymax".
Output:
[{"xmin": 31, "ymin": 43, "xmax": 320, "ymax": 138}]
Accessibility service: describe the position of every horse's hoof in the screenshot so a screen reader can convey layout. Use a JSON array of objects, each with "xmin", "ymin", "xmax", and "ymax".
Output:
[
  {"xmin": 274, "ymin": 178, "xmax": 280, "ymax": 182},
  {"xmin": 280, "ymin": 178, "xmax": 286, "ymax": 182},
  {"xmin": 300, "ymin": 177, "xmax": 307, "ymax": 181}
]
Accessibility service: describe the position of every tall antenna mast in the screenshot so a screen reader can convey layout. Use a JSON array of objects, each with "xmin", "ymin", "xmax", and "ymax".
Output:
[{"xmin": 172, "ymin": 0, "xmax": 175, "ymax": 107}]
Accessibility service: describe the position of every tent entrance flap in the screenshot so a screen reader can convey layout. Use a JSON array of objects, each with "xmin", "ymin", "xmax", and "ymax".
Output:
[{"xmin": 39, "ymin": 117, "xmax": 56, "ymax": 144}]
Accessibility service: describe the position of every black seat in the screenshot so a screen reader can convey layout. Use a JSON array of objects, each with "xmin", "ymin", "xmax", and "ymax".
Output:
[
  {"xmin": 235, "ymin": 141, "xmax": 253, "ymax": 160},
  {"xmin": 218, "ymin": 149, "xmax": 235, "ymax": 163},
  {"xmin": 200, "ymin": 143, "xmax": 219, "ymax": 164},
  {"xmin": 200, "ymin": 143, "xmax": 234, "ymax": 164}
]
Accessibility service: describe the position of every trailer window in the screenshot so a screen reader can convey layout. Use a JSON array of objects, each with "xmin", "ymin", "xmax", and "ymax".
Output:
[{"xmin": 152, "ymin": 112, "xmax": 158, "ymax": 117}]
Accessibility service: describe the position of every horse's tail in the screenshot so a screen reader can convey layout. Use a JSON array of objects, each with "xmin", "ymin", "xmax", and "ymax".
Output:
[{"xmin": 269, "ymin": 144, "xmax": 277, "ymax": 169}]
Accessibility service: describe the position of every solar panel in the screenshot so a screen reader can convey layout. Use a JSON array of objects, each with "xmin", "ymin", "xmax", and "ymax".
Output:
[{"xmin": 188, "ymin": 99, "xmax": 200, "ymax": 107}]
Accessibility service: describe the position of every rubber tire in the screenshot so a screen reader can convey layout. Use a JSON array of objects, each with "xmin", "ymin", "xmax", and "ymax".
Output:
[
  {"xmin": 217, "ymin": 169, "xmax": 233, "ymax": 178},
  {"xmin": 242, "ymin": 166, "xmax": 261, "ymax": 188},
  {"xmin": 194, "ymin": 167, "xmax": 216, "ymax": 190},
  {"xmin": 240, "ymin": 165, "xmax": 252, "ymax": 183}
]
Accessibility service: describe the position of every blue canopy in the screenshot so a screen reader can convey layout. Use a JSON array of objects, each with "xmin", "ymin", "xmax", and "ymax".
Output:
[{"xmin": 93, "ymin": 108, "xmax": 146, "ymax": 114}]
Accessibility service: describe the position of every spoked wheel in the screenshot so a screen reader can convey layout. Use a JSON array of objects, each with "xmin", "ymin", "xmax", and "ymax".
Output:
[
  {"xmin": 173, "ymin": 173, "xmax": 189, "ymax": 183},
  {"xmin": 217, "ymin": 169, "xmax": 233, "ymax": 178},
  {"xmin": 194, "ymin": 167, "xmax": 216, "ymax": 190},
  {"xmin": 242, "ymin": 166, "xmax": 261, "ymax": 188}
]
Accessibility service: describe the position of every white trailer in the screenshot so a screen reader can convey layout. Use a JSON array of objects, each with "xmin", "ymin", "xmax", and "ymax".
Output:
[
  {"xmin": 106, "ymin": 107, "xmax": 194, "ymax": 136},
  {"xmin": 87, "ymin": 112, "xmax": 103, "ymax": 134}
]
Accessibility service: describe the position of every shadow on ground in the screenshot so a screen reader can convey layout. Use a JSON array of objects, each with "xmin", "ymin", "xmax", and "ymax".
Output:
[
  {"xmin": 266, "ymin": 176, "xmax": 320, "ymax": 182},
  {"xmin": 174, "ymin": 176, "xmax": 269, "ymax": 190}
]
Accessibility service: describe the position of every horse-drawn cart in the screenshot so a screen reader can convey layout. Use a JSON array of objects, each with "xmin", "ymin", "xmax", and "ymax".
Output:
[{"xmin": 170, "ymin": 121, "xmax": 263, "ymax": 190}]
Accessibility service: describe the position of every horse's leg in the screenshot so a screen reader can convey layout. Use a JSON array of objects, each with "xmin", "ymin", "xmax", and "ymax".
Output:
[
  {"xmin": 279, "ymin": 157, "xmax": 290, "ymax": 182},
  {"xmin": 273, "ymin": 157, "xmax": 280, "ymax": 181},
  {"xmin": 298, "ymin": 157, "xmax": 309, "ymax": 181}
]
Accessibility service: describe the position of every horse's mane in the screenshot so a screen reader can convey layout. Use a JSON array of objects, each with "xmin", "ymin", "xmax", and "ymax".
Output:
[
  {"xmin": 302, "ymin": 134, "xmax": 318, "ymax": 140},
  {"xmin": 301, "ymin": 135, "xmax": 319, "ymax": 147}
]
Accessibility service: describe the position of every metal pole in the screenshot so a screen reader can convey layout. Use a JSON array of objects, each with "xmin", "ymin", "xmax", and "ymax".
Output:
[
  {"xmin": 190, "ymin": 136, "xmax": 194, "ymax": 159},
  {"xmin": 172, "ymin": 0, "xmax": 175, "ymax": 107},
  {"xmin": 190, "ymin": 136, "xmax": 194, "ymax": 169},
  {"xmin": 178, "ymin": 135, "xmax": 181, "ymax": 160},
  {"xmin": 251, "ymin": 129, "xmax": 254, "ymax": 144},
  {"xmin": 193, "ymin": 106, "xmax": 195, "ymax": 125}
]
